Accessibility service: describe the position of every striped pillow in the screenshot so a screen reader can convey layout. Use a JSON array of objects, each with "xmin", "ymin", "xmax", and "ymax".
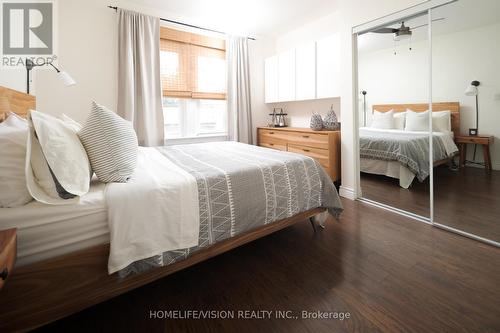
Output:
[{"xmin": 78, "ymin": 102, "xmax": 138, "ymax": 183}]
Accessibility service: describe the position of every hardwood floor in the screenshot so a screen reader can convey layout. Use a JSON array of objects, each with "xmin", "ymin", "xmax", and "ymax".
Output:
[
  {"xmin": 360, "ymin": 172, "xmax": 430, "ymax": 218},
  {"xmin": 36, "ymin": 199, "xmax": 500, "ymax": 333},
  {"xmin": 434, "ymin": 166, "xmax": 500, "ymax": 242},
  {"xmin": 361, "ymin": 165, "xmax": 500, "ymax": 242}
]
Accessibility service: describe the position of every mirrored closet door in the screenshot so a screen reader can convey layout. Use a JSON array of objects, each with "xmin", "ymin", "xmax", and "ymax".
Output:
[
  {"xmin": 432, "ymin": 0, "xmax": 500, "ymax": 245},
  {"xmin": 357, "ymin": 11, "xmax": 432, "ymax": 219}
]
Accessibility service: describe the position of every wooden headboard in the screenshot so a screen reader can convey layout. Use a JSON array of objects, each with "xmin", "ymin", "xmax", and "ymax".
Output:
[
  {"xmin": 0, "ymin": 86, "xmax": 36, "ymax": 121},
  {"xmin": 372, "ymin": 102, "xmax": 460, "ymax": 136}
]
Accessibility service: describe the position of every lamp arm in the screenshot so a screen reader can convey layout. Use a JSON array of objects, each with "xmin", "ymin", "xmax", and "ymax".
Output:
[{"xmin": 49, "ymin": 63, "xmax": 61, "ymax": 73}]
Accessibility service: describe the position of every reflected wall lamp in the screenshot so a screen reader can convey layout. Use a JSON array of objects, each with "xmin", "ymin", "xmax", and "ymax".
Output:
[
  {"xmin": 464, "ymin": 80, "xmax": 480, "ymax": 136},
  {"xmin": 25, "ymin": 59, "xmax": 76, "ymax": 94}
]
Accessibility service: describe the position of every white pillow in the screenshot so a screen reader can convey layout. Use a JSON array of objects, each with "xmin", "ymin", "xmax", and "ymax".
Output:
[
  {"xmin": 432, "ymin": 110, "xmax": 451, "ymax": 133},
  {"xmin": 26, "ymin": 110, "xmax": 91, "ymax": 205},
  {"xmin": 0, "ymin": 113, "xmax": 33, "ymax": 207},
  {"xmin": 60, "ymin": 113, "xmax": 83, "ymax": 132},
  {"xmin": 405, "ymin": 110, "xmax": 429, "ymax": 132},
  {"xmin": 394, "ymin": 112, "xmax": 406, "ymax": 130},
  {"xmin": 371, "ymin": 110, "xmax": 395, "ymax": 129}
]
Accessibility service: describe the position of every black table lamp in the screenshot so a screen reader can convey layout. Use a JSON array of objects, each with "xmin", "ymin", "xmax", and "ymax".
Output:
[{"xmin": 465, "ymin": 80, "xmax": 480, "ymax": 136}]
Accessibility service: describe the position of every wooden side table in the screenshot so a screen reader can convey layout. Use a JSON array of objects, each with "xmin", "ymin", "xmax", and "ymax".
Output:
[
  {"xmin": 0, "ymin": 229, "xmax": 17, "ymax": 291},
  {"xmin": 455, "ymin": 134, "xmax": 494, "ymax": 171}
]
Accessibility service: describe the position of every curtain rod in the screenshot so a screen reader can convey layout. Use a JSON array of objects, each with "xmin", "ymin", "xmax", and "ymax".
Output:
[{"xmin": 108, "ymin": 6, "xmax": 256, "ymax": 40}]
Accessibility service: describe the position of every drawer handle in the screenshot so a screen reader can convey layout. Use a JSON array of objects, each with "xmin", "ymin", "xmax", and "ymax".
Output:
[
  {"xmin": 269, "ymin": 132, "xmax": 274, "ymax": 135},
  {"xmin": 303, "ymin": 149, "xmax": 310, "ymax": 152},
  {"xmin": 302, "ymin": 135, "xmax": 310, "ymax": 138},
  {"xmin": 0, "ymin": 268, "xmax": 8, "ymax": 280},
  {"xmin": 269, "ymin": 143, "xmax": 274, "ymax": 146}
]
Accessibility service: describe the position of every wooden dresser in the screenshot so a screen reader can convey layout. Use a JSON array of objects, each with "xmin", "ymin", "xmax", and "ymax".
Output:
[{"xmin": 257, "ymin": 127, "xmax": 341, "ymax": 182}]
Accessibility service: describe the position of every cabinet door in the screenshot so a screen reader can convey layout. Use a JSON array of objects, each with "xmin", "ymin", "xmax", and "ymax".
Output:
[
  {"xmin": 278, "ymin": 49, "xmax": 296, "ymax": 102},
  {"xmin": 264, "ymin": 55, "xmax": 279, "ymax": 103},
  {"xmin": 316, "ymin": 33, "xmax": 340, "ymax": 99},
  {"xmin": 295, "ymin": 42, "xmax": 316, "ymax": 101}
]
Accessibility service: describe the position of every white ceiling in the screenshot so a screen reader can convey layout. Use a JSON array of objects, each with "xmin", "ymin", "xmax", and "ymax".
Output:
[
  {"xmin": 358, "ymin": 0, "xmax": 500, "ymax": 53},
  {"xmin": 129, "ymin": 0, "xmax": 338, "ymax": 37}
]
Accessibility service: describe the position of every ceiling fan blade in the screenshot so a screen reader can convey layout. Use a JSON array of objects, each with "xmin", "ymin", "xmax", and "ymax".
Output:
[
  {"xmin": 411, "ymin": 18, "xmax": 445, "ymax": 30},
  {"xmin": 372, "ymin": 28, "xmax": 398, "ymax": 33}
]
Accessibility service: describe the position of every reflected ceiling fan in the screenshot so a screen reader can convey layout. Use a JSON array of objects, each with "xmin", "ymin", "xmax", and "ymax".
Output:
[{"xmin": 373, "ymin": 18, "xmax": 445, "ymax": 41}]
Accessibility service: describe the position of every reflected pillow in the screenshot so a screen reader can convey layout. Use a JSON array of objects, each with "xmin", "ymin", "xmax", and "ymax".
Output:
[
  {"xmin": 405, "ymin": 110, "xmax": 429, "ymax": 132},
  {"xmin": 394, "ymin": 112, "xmax": 406, "ymax": 130},
  {"xmin": 432, "ymin": 111, "xmax": 451, "ymax": 133},
  {"xmin": 371, "ymin": 110, "xmax": 394, "ymax": 129}
]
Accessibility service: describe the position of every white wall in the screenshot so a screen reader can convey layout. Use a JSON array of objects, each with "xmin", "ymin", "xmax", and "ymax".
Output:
[
  {"xmin": 0, "ymin": 69, "xmax": 26, "ymax": 93},
  {"xmin": 248, "ymin": 37, "xmax": 276, "ymax": 141},
  {"xmin": 359, "ymin": 22, "xmax": 500, "ymax": 169},
  {"xmin": 34, "ymin": 0, "xmax": 117, "ymax": 123}
]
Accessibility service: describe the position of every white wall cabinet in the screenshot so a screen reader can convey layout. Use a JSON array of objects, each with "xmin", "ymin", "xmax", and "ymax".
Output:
[
  {"xmin": 278, "ymin": 49, "xmax": 296, "ymax": 102},
  {"xmin": 295, "ymin": 42, "xmax": 316, "ymax": 101},
  {"xmin": 264, "ymin": 55, "xmax": 279, "ymax": 103},
  {"xmin": 316, "ymin": 33, "xmax": 341, "ymax": 99},
  {"xmin": 264, "ymin": 33, "xmax": 340, "ymax": 103}
]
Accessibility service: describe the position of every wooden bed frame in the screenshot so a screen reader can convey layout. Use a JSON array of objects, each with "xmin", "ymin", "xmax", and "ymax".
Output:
[
  {"xmin": 371, "ymin": 102, "xmax": 460, "ymax": 166},
  {"xmin": 0, "ymin": 86, "xmax": 36, "ymax": 121},
  {"xmin": 0, "ymin": 86, "xmax": 328, "ymax": 332}
]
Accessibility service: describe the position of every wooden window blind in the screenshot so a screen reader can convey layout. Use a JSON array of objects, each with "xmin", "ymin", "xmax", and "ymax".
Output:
[{"xmin": 160, "ymin": 27, "xmax": 226, "ymax": 100}]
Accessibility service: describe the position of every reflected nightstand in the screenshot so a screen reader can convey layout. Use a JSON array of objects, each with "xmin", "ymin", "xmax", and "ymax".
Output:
[{"xmin": 455, "ymin": 134, "xmax": 494, "ymax": 172}]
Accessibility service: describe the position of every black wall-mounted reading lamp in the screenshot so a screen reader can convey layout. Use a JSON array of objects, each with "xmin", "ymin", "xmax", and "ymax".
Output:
[{"xmin": 25, "ymin": 58, "xmax": 76, "ymax": 94}]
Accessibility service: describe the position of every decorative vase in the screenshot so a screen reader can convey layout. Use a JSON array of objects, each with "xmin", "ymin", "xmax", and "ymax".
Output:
[
  {"xmin": 323, "ymin": 106, "xmax": 340, "ymax": 130},
  {"xmin": 310, "ymin": 113, "xmax": 324, "ymax": 131}
]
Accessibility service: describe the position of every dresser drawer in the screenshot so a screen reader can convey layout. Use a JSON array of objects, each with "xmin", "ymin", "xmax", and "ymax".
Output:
[
  {"xmin": 258, "ymin": 129, "xmax": 285, "ymax": 144},
  {"xmin": 259, "ymin": 129, "xmax": 329, "ymax": 149},
  {"xmin": 287, "ymin": 144, "xmax": 330, "ymax": 169},
  {"xmin": 260, "ymin": 142, "xmax": 287, "ymax": 151}
]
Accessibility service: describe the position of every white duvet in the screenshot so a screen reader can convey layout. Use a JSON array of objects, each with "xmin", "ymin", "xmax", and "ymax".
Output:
[{"xmin": 105, "ymin": 147, "xmax": 199, "ymax": 274}]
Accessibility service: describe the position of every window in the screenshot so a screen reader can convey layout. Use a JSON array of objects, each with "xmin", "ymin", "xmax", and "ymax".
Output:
[
  {"xmin": 160, "ymin": 27, "xmax": 227, "ymax": 139},
  {"xmin": 162, "ymin": 98, "xmax": 227, "ymax": 139}
]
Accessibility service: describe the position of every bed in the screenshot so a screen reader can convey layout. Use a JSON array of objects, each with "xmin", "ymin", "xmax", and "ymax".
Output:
[
  {"xmin": 0, "ymin": 87, "xmax": 343, "ymax": 331},
  {"xmin": 359, "ymin": 103, "xmax": 460, "ymax": 188}
]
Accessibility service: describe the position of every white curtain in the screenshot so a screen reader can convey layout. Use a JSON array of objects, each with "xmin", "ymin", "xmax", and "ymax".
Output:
[
  {"xmin": 117, "ymin": 9, "xmax": 164, "ymax": 147},
  {"xmin": 227, "ymin": 36, "xmax": 253, "ymax": 144}
]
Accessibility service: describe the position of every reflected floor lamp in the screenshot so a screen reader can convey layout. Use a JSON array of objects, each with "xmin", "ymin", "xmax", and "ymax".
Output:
[
  {"xmin": 361, "ymin": 90, "xmax": 367, "ymax": 126},
  {"xmin": 26, "ymin": 59, "xmax": 76, "ymax": 94},
  {"xmin": 465, "ymin": 80, "xmax": 480, "ymax": 161},
  {"xmin": 465, "ymin": 80, "xmax": 480, "ymax": 136}
]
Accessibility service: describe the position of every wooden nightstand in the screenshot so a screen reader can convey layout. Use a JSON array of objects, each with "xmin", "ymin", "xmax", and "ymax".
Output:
[
  {"xmin": 0, "ymin": 229, "xmax": 17, "ymax": 291},
  {"xmin": 455, "ymin": 134, "xmax": 494, "ymax": 171}
]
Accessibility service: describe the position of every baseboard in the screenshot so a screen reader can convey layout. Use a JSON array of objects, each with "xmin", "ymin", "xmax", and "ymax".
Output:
[{"xmin": 339, "ymin": 186, "xmax": 356, "ymax": 200}]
